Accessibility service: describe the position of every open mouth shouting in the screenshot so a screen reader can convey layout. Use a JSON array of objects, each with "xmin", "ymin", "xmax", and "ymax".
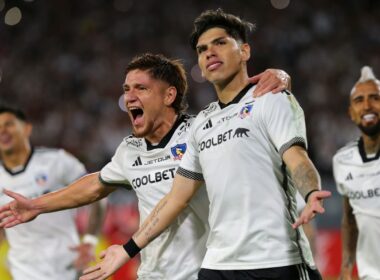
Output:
[{"xmin": 129, "ymin": 107, "xmax": 144, "ymax": 126}]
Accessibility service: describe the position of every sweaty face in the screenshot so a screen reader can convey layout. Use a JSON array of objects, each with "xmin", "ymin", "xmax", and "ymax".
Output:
[
  {"xmin": 196, "ymin": 27, "xmax": 249, "ymax": 85},
  {"xmin": 123, "ymin": 69, "xmax": 171, "ymax": 139},
  {"xmin": 349, "ymin": 81, "xmax": 380, "ymax": 136},
  {"xmin": 0, "ymin": 113, "xmax": 30, "ymax": 154}
]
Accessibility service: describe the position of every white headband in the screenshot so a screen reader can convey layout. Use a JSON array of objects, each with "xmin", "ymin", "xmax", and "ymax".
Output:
[{"xmin": 351, "ymin": 66, "xmax": 380, "ymax": 95}]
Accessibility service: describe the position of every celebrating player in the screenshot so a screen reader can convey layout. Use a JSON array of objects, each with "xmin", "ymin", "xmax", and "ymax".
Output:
[
  {"xmin": 0, "ymin": 105, "xmax": 102, "ymax": 280},
  {"xmin": 0, "ymin": 54, "xmax": 290, "ymax": 280},
  {"xmin": 333, "ymin": 66, "xmax": 380, "ymax": 280},
  {"xmin": 79, "ymin": 9, "xmax": 331, "ymax": 280}
]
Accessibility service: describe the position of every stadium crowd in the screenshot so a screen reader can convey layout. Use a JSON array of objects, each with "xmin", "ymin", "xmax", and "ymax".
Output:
[{"xmin": 1, "ymin": 0, "xmax": 379, "ymax": 172}]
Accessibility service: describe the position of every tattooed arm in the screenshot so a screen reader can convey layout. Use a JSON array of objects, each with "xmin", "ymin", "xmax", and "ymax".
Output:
[
  {"xmin": 339, "ymin": 197, "xmax": 357, "ymax": 280},
  {"xmin": 132, "ymin": 175, "xmax": 202, "ymax": 245},
  {"xmin": 80, "ymin": 174, "xmax": 203, "ymax": 280},
  {"xmin": 282, "ymin": 145, "xmax": 331, "ymax": 228}
]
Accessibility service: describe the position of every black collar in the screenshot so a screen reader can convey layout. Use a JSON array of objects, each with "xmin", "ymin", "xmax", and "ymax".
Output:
[
  {"xmin": 145, "ymin": 115, "xmax": 186, "ymax": 150},
  {"xmin": 358, "ymin": 137, "xmax": 380, "ymax": 163},
  {"xmin": 218, "ymin": 83, "xmax": 255, "ymax": 109},
  {"xmin": 2, "ymin": 147, "xmax": 34, "ymax": 176}
]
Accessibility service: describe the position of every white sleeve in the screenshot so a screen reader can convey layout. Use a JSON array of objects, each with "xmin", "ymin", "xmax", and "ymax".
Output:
[
  {"xmin": 260, "ymin": 92, "xmax": 307, "ymax": 156},
  {"xmin": 177, "ymin": 121, "xmax": 204, "ymax": 181},
  {"xmin": 58, "ymin": 149, "xmax": 86, "ymax": 185},
  {"xmin": 332, "ymin": 154, "xmax": 346, "ymax": 196},
  {"xmin": 99, "ymin": 142, "xmax": 132, "ymax": 189}
]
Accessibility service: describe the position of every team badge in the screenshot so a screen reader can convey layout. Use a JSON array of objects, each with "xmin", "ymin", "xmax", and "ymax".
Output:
[
  {"xmin": 35, "ymin": 173, "xmax": 48, "ymax": 187},
  {"xmin": 171, "ymin": 143, "xmax": 187, "ymax": 160},
  {"xmin": 239, "ymin": 104, "xmax": 253, "ymax": 119}
]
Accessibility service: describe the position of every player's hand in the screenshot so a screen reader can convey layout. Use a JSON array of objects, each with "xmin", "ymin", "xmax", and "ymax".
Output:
[
  {"xmin": 71, "ymin": 243, "xmax": 96, "ymax": 271},
  {"xmin": 0, "ymin": 189, "xmax": 40, "ymax": 228},
  {"xmin": 250, "ymin": 69, "xmax": 291, "ymax": 97},
  {"xmin": 80, "ymin": 244, "xmax": 130, "ymax": 280},
  {"xmin": 292, "ymin": 190, "xmax": 331, "ymax": 229}
]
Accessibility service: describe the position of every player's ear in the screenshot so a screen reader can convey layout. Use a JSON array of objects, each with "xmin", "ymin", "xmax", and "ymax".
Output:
[
  {"xmin": 164, "ymin": 86, "xmax": 177, "ymax": 107},
  {"xmin": 240, "ymin": 43, "xmax": 251, "ymax": 62}
]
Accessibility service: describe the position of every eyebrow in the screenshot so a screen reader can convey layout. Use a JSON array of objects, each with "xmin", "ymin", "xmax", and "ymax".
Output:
[{"xmin": 196, "ymin": 36, "xmax": 227, "ymax": 51}]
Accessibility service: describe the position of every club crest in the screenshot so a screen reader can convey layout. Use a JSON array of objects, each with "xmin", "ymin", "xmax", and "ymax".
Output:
[
  {"xmin": 171, "ymin": 143, "xmax": 187, "ymax": 160},
  {"xmin": 239, "ymin": 104, "xmax": 253, "ymax": 119}
]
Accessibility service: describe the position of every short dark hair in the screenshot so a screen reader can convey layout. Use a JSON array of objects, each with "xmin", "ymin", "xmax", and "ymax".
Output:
[
  {"xmin": 190, "ymin": 8, "xmax": 256, "ymax": 50},
  {"xmin": 0, "ymin": 104, "xmax": 28, "ymax": 122},
  {"xmin": 125, "ymin": 53, "xmax": 188, "ymax": 114}
]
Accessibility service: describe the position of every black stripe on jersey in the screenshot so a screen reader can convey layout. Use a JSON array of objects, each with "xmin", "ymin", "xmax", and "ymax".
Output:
[
  {"xmin": 282, "ymin": 89, "xmax": 292, "ymax": 96},
  {"xmin": 279, "ymin": 137, "xmax": 307, "ymax": 157},
  {"xmin": 177, "ymin": 167, "xmax": 204, "ymax": 181},
  {"xmin": 218, "ymin": 83, "xmax": 255, "ymax": 109},
  {"xmin": 358, "ymin": 137, "xmax": 380, "ymax": 162},
  {"xmin": 98, "ymin": 174, "xmax": 132, "ymax": 190},
  {"xmin": 145, "ymin": 114, "xmax": 191, "ymax": 151},
  {"xmin": 280, "ymin": 162, "xmax": 308, "ymax": 267},
  {"xmin": 2, "ymin": 147, "xmax": 34, "ymax": 176}
]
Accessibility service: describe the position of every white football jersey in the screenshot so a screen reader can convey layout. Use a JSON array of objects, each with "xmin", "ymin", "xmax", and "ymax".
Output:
[
  {"xmin": 100, "ymin": 115, "xmax": 209, "ymax": 280},
  {"xmin": 0, "ymin": 147, "xmax": 86, "ymax": 280},
  {"xmin": 178, "ymin": 85, "xmax": 315, "ymax": 270},
  {"xmin": 333, "ymin": 138, "xmax": 380, "ymax": 280}
]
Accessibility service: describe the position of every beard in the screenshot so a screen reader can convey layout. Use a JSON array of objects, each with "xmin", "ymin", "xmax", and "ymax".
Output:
[{"xmin": 359, "ymin": 121, "xmax": 380, "ymax": 137}]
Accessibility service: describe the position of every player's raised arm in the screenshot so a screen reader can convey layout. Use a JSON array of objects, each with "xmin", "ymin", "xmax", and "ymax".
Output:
[
  {"xmin": 282, "ymin": 146, "xmax": 331, "ymax": 228},
  {"xmin": 80, "ymin": 174, "xmax": 203, "ymax": 280},
  {"xmin": 0, "ymin": 172, "xmax": 115, "ymax": 228}
]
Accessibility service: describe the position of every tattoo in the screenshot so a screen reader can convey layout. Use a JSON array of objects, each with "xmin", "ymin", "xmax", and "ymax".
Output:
[
  {"xmin": 292, "ymin": 161, "xmax": 320, "ymax": 198},
  {"xmin": 134, "ymin": 199, "xmax": 168, "ymax": 243}
]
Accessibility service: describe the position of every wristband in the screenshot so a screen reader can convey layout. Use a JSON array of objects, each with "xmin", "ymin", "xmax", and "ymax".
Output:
[
  {"xmin": 304, "ymin": 189, "xmax": 319, "ymax": 203},
  {"xmin": 123, "ymin": 238, "xmax": 141, "ymax": 258},
  {"xmin": 82, "ymin": 234, "xmax": 99, "ymax": 246}
]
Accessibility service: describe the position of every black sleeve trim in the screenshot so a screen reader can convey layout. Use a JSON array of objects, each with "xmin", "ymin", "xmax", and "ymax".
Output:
[
  {"xmin": 177, "ymin": 167, "xmax": 204, "ymax": 181},
  {"xmin": 98, "ymin": 174, "xmax": 132, "ymax": 190},
  {"xmin": 279, "ymin": 137, "xmax": 307, "ymax": 157}
]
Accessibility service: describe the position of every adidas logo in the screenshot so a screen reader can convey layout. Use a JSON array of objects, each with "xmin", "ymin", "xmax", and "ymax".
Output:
[
  {"xmin": 132, "ymin": 156, "xmax": 142, "ymax": 167},
  {"xmin": 203, "ymin": 119, "xmax": 213, "ymax": 130},
  {"xmin": 345, "ymin": 172, "xmax": 353, "ymax": 181}
]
